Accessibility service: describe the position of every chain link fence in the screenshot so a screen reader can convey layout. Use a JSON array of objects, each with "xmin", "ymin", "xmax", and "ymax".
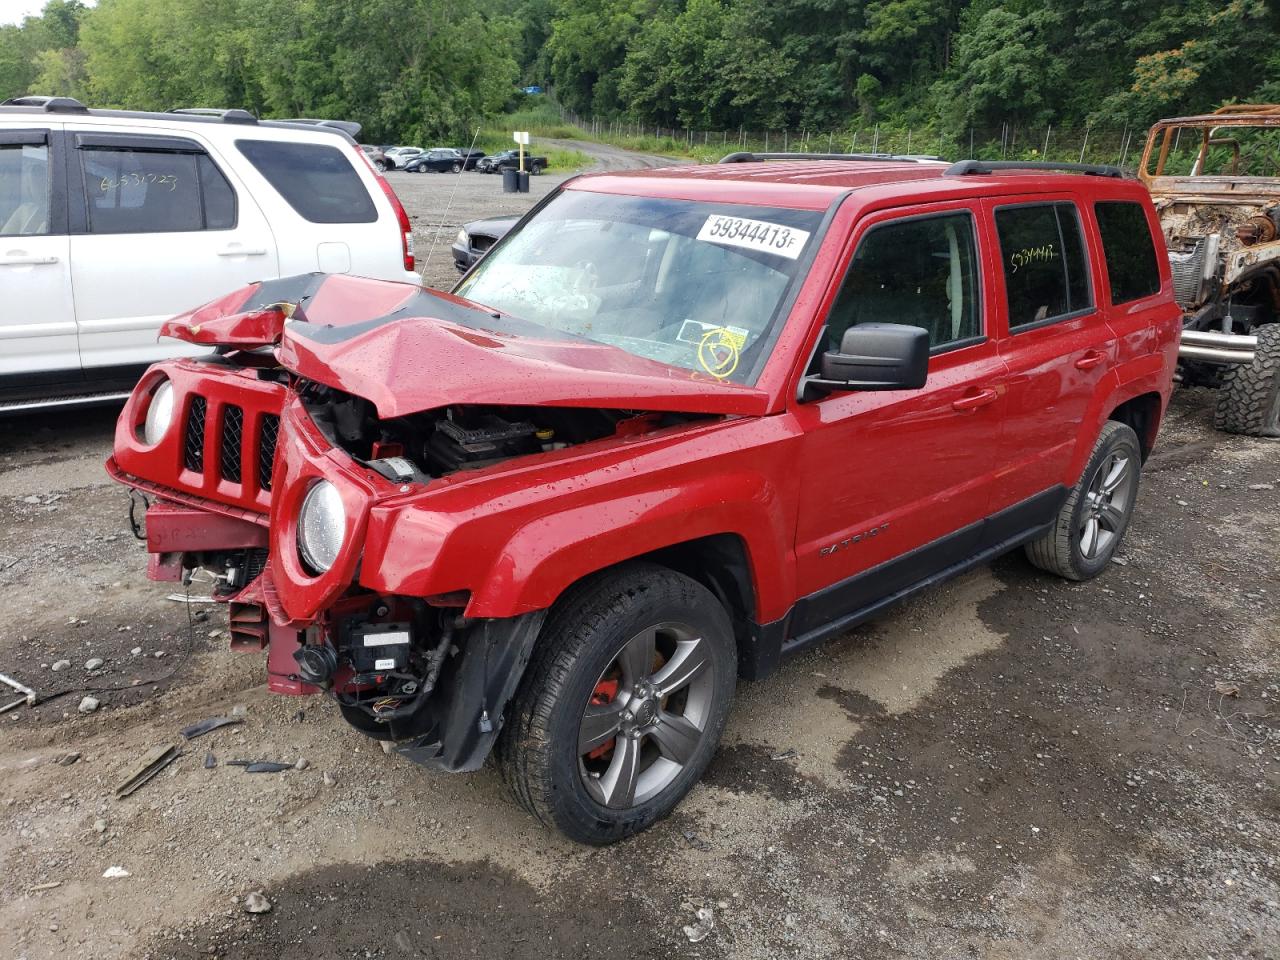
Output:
[{"xmin": 563, "ymin": 111, "xmax": 1149, "ymax": 171}]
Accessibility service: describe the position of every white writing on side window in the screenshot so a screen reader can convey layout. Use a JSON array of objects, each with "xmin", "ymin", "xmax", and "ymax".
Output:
[{"xmin": 696, "ymin": 215, "xmax": 810, "ymax": 260}]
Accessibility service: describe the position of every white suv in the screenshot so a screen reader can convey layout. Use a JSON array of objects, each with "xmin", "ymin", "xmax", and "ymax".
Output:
[{"xmin": 0, "ymin": 96, "xmax": 418, "ymax": 412}]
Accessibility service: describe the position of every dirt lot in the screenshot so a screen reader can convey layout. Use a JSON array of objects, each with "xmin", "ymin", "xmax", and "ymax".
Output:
[{"xmin": 1, "ymin": 153, "xmax": 1277, "ymax": 960}]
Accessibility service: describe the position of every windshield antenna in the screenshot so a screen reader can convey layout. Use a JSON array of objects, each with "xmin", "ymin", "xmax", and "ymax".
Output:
[{"xmin": 423, "ymin": 125, "xmax": 482, "ymax": 282}]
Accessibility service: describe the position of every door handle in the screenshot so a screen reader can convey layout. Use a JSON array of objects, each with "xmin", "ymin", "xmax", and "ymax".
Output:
[
  {"xmin": 0, "ymin": 254, "xmax": 59, "ymax": 266},
  {"xmin": 952, "ymin": 388, "xmax": 998, "ymax": 413},
  {"xmin": 216, "ymin": 246, "xmax": 268, "ymax": 257},
  {"xmin": 1074, "ymin": 350, "xmax": 1106, "ymax": 370}
]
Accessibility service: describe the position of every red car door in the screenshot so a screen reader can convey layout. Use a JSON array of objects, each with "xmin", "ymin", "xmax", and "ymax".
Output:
[
  {"xmin": 984, "ymin": 195, "xmax": 1116, "ymax": 516},
  {"xmin": 789, "ymin": 201, "xmax": 1008, "ymax": 642}
]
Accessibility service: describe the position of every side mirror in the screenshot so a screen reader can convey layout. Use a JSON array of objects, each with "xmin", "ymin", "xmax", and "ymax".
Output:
[{"xmin": 807, "ymin": 323, "xmax": 930, "ymax": 397}]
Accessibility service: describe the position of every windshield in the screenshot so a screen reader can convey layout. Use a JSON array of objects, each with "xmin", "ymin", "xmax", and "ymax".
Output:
[{"xmin": 454, "ymin": 190, "xmax": 823, "ymax": 384}]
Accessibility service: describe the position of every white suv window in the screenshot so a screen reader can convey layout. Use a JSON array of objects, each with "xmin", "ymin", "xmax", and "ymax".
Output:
[
  {"xmin": 0, "ymin": 142, "xmax": 51, "ymax": 236},
  {"xmin": 234, "ymin": 139, "xmax": 376, "ymax": 224},
  {"xmin": 79, "ymin": 145, "xmax": 236, "ymax": 234}
]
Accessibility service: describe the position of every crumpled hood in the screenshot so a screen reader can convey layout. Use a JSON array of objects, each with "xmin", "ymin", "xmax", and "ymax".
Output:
[{"xmin": 177, "ymin": 273, "xmax": 771, "ymax": 419}]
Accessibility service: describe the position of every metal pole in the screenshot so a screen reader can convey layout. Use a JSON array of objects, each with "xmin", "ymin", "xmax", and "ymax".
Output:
[
  {"xmin": 1078, "ymin": 124, "xmax": 1091, "ymax": 163},
  {"xmin": 1043, "ymin": 124, "xmax": 1051, "ymax": 157}
]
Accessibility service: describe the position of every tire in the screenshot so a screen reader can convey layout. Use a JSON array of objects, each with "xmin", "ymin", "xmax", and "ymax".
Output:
[
  {"xmin": 451, "ymin": 162, "xmax": 462, "ymax": 173},
  {"xmin": 374, "ymin": 160, "xmax": 387, "ymax": 173},
  {"xmin": 1214, "ymin": 324, "xmax": 1280, "ymax": 437},
  {"xmin": 497, "ymin": 563, "xmax": 736, "ymax": 845},
  {"xmin": 530, "ymin": 162, "xmax": 543, "ymax": 175},
  {"xmin": 1025, "ymin": 421, "xmax": 1142, "ymax": 581}
]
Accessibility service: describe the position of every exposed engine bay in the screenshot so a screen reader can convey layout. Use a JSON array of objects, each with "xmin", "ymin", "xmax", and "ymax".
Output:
[
  {"xmin": 298, "ymin": 381, "xmax": 706, "ymax": 481},
  {"xmin": 1159, "ymin": 199, "xmax": 1280, "ymax": 326}
]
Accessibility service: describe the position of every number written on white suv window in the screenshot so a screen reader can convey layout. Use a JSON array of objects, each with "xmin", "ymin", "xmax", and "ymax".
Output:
[{"xmin": 79, "ymin": 145, "xmax": 236, "ymax": 234}]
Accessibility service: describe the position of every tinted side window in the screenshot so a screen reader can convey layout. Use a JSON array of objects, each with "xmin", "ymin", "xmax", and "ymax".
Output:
[
  {"xmin": 79, "ymin": 147, "xmax": 237, "ymax": 234},
  {"xmin": 199, "ymin": 154, "xmax": 237, "ymax": 230},
  {"xmin": 0, "ymin": 143, "xmax": 50, "ymax": 236},
  {"xmin": 1095, "ymin": 201, "xmax": 1161, "ymax": 304},
  {"xmin": 235, "ymin": 140, "xmax": 376, "ymax": 224},
  {"xmin": 995, "ymin": 203, "xmax": 1092, "ymax": 329},
  {"xmin": 824, "ymin": 212, "xmax": 982, "ymax": 353}
]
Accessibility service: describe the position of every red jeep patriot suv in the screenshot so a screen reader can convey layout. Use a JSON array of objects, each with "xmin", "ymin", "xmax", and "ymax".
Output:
[{"xmin": 108, "ymin": 154, "xmax": 1181, "ymax": 844}]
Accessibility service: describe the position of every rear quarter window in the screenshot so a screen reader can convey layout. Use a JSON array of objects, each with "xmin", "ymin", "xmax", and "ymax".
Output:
[
  {"xmin": 1094, "ymin": 201, "xmax": 1161, "ymax": 305},
  {"xmin": 235, "ymin": 139, "xmax": 377, "ymax": 224}
]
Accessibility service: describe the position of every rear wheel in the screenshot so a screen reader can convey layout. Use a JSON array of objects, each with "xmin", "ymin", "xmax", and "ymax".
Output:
[
  {"xmin": 530, "ymin": 161, "xmax": 544, "ymax": 175},
  {"xmin": 374, "ymin": 159, "xmax": 387, "ymax": 172},
  {"xmin": 1214, "ymin": 324, "xmax": 1280, "ymax": 437},
  {"xmin": 498, "ymin": 563, "xmax": 736, "ymax": 845},
  {"xmin": 1025, "ymin": 421, "xmax": 1142, "ymax": 580},
  {"xmin": 451, "ymin": 161, "xmax": 463, "ymax": 173}
]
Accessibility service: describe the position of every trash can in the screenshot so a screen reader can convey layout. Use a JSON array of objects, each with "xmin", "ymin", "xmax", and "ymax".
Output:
[
  {"xmin": 502, "ymin": 168, "xmax": 519, "ymax": 193},
  {"xmin": 516, "ymin": 170, "xmax": 530, "ymax": 193}
]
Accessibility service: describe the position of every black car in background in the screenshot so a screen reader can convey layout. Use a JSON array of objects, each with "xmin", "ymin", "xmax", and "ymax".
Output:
[
  {"xmin": 452, "ymin": 148, "xmax": 487, "ymax": 170},
  {"xmin": 405, "ymin": 148, "xmax": 467, "ymax": 173},
  {"xmin": 476, "ymin": 149, "xmax": 547, "ymax": 174},
  {"xmin": 452, "ymin": 215, "xmax": 517, "ymax": 271}
]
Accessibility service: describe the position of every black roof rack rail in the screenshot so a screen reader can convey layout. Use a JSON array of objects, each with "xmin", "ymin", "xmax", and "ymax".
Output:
[
  {"xmin": 168, "ymin": 107, "xmax": 258, "ymax": 124},
  {"xmin": 944, "ymin": 159, "xmax": 1125, "ymax": 178},
  {"xmin": 719, "ymin": 151, "xmax": 941, "ymax": 164},
  {"xmin": 2, "ymin": 95, "xmax": 88, "ymax": 113},
  {"xmin": 276, "ymin": 117, "xmax": 362, "ymax": 139}
]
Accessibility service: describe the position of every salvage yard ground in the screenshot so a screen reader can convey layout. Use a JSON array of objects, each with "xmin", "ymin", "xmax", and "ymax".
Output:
[{"xmin": 0, "ymin": 149, "xmax": 1277, "ymax": 959}]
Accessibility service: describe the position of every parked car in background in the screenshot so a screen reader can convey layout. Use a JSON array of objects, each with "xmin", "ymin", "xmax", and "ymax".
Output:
[
  {"xmin": 477, "ymin": 149, "xmax": 547, "ymax": 175},
  {"xmin": 360, "ymin": 144, "xmax": 388, "ymax": 172},
  {"xmin": 452, "ymin": 214, "xmax": 517, "ymax": 271},
  {"xmin": 1139, "ymin": 103, "xmax": 1280, "ymax": 435},
  {"xmin": 383, "ymin": 146, "xmax": 423, "ymax": 169},
  {"xmin": 0, "ymin": 95, "xmax": 417, "ymax": 413},
  {"xmin": 404, "ymin": 148, "xmax": 465, "ymax": 174},
  {"xmin": 451, "ymin": 148, "xmax": 486, "ymax": 170},
  {"xmin": 106, "ymin": 152, "xmax": 1179, "ymax": 844}
]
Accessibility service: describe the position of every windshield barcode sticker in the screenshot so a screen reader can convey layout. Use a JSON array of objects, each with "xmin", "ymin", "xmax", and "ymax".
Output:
[{"xmin": 697, "ymin": 215, "xmax": 810, "ymax": 260}]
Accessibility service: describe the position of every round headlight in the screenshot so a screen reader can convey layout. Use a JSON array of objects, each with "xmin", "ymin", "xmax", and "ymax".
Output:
[
  {"xmin": 142, "ymin": 380, "xmax": 175, "ymax": 445},
  {"xmin": 297, "ymin": 481, "xmax": 346, "ymax": 573},
  {"xmin": 455, "ymin": 228, "xmax": 469, "ymax": 246}
]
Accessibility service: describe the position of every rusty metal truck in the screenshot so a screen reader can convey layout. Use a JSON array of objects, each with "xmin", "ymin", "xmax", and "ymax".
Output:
[{"xmin": 1140, "ymin": 104, "xmax": 1280, "ymax": 435}]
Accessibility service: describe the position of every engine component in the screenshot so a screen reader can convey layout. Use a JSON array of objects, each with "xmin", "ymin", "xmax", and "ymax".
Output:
[
  {"xmin": 1237, "ymin": 214, "xmax": 1278, "ymax": 247},
  {"xmin": 293, "ymin": 643, "xmax": 338, "ymax": 686},
  {"xmin": 426, "ymin": 413, "xmax": 540, "ymax": 472},
  {"xmin": 349, "ymin": 621, "xmax": 413, "ymax": 676}
]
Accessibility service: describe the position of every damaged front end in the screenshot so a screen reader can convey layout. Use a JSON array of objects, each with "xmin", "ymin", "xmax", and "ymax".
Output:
[{"xmin": 108, "ymin": 273, "xmax": 745, "ymax": 769}]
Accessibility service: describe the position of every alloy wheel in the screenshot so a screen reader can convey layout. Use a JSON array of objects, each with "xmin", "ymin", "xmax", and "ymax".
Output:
[
  {"xmin": 1080, "ymin": 451, "xmax": 1134, "ymax": 559},
  {"xmin": 577, "ymin": 621, "xmax": 714, "ymax": 809}
]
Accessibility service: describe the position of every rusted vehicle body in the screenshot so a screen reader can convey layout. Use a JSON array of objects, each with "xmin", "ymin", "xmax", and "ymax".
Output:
[{"xmin": 1139, "ymin": 104, "xmax": 1280, "ymax": 434}]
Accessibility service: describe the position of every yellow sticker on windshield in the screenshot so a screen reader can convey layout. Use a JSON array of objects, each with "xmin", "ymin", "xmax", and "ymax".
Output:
[{"xmin": 698, "ymin": 327, "xmax": 742, "ymax": 379}]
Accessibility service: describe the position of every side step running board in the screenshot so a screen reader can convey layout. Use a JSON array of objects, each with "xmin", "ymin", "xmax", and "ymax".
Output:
[{"xmin": 0, "ymin": 391, "xmax": 132, "ymax": 415}]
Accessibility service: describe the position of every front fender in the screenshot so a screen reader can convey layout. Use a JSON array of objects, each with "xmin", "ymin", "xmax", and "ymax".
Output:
[{"xmin": 358, "ymin": 417, "xmax": 802, "ymax": 623}]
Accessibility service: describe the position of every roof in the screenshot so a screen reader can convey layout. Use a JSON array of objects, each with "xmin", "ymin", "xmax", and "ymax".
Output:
[
  {"xmin": 569, "ymin": 158, "xmax": 1142, "ymax": 211},
  {"xmin": 0, "ymin": 97, "xmax": 361, "ymax": 141},
  {"xmin": 1151, "ymin": 104, "xmax": 1280, "ymax": 127}
]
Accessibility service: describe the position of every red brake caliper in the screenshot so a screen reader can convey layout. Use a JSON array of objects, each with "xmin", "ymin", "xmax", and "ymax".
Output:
[{"xmin": 586, "ymin": 678, "xmax": 619, "ymax": 761}]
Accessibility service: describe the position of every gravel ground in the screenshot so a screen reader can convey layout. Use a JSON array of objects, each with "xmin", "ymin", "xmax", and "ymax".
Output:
[{"xmin": 0, "ymin": 148, "xmax": 1276, "ymax": 959}]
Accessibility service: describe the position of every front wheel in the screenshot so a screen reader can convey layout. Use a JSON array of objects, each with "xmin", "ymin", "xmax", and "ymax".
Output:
[
  {"xmin": 1025, "ymin": 421, "xmax": 1142, "ymax": 580},
  {"xmin": 451, "ymin": 161, "xmax": 462, "ymax": 173},
  {"xmin": 498, "ymin": 564, "xmax": 736, "ymax": 845}
]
